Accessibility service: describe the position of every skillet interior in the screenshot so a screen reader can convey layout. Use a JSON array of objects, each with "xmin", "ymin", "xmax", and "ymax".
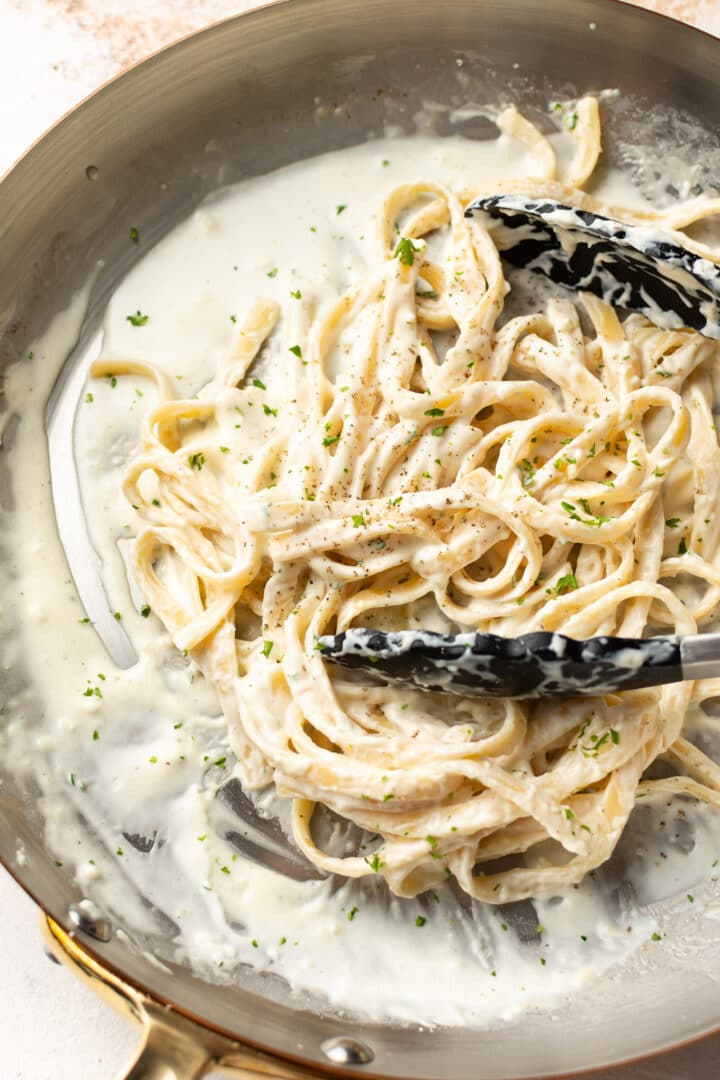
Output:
[{"xmin": 2, "ymin": 0, "xmax": 720, "ymax": 1076}]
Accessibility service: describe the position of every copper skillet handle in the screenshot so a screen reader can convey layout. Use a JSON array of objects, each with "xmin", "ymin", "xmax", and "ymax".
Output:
[{"xmin": 41, "ymin": 915, "xmax": 323, "ymax": 1080}]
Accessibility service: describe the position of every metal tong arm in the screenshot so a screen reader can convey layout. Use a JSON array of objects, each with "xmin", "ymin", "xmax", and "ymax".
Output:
[{"xmin": 680, "ymin": 634, "xmax": 720, "ymax": 681}]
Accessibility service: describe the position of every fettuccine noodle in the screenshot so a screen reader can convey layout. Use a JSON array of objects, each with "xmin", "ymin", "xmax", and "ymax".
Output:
[{"xmin": 93, "ymin": 97, "xmax": 720, "ymax": 903}]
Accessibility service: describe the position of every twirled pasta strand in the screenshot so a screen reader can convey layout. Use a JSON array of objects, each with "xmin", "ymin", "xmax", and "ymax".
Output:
[{"xmin": 92, "ymin": 99, "xmax": 720, "ymax": 902}]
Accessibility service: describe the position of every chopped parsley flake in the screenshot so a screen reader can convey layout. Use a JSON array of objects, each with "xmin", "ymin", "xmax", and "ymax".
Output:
[
  {"xmin": 347, "ymin": 906, "xmax": 358, "ymax": 921},
  {"xmin": 424, "ymin": 407, "xmax": 445, "ymax": 417},
  {"xmin": 415, "ymin": 915, "xmax": 426, "ymax": 927},
  {"xmin": 263, "ymin": 403, "xmax": 278, "ymax": 417},
  {"xmin": 189, "ymin": 453, "xmax": 205, "ymax": 470},
  {"xmin": 393, "ymin": 236, "xmax": 421, "ymax": 266},
  {"xmin": 336, "ymin": 204, "xmax": 347, "ymax": 215},
  {"xmin": 678, "ymin": 537, "xmax": 688, "ymax": 555},
  {"xmin": 665, "ymin": 518, "xmax": 681, "ymax": 528},
  {"xmin": 289, "ymin": 344, "xmax": 303, "ymax": 359},
  {"xmin": 129, "ymin": 226, "xmax": 139, "ymax": 243},
  {"xmin": 351, "ymin": 513, "xmax": 365, "ymax": 527},
  {"xmin": 561, "ymin": 500, "xmax": 608, "ymax": 527},
  {"xmin": 266, "ymin": 267, "xmax": 278, "ymax": 278},
  {"xmin": 431, "ymin": 425, "xmax": 448, "ymax": 437},
  {"xmin": 555, "ymin": 573, "xmax": 579, "ymax": 595},
  {"xmin": 140, "ymin": 604, "xmax": 151, "ymax": 618},
  {"xmin": 323, "ymin": 433, "xmax": 341, "ymax": 447},
  {"xmin": 262, "ymin": 640, "xmax": 274, "ymax": 658},
  {"xmin": 126, "ymin": 310, "xmax": 149, "ymax": 327},
  {"xmin": 291, "ymin": 289, "xmax": 302, "ymax": 299},
  {"xmin": 252, "ymin": 377, "xmax": 266, "ymax": 390}
]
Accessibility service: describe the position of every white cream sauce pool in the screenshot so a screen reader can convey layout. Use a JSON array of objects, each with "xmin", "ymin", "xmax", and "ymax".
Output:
[{"xmin": 3, "ymin": 128, "xmax": 720, "ymax": 1027}]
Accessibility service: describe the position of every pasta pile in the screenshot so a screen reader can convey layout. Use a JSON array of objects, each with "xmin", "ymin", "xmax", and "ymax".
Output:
[{"xmin": 94, "ymin": 97, "xmax": 720, "ymax": 901}]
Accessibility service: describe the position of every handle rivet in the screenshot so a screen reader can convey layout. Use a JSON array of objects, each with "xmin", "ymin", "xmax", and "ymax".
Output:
[
  {"xmin": 321, "ymin": 1036, "xmax": 375, "ymax": 1066},
  {"xmin": 68, "ymin": 900, "xmax": 113, "ymax": 942}
]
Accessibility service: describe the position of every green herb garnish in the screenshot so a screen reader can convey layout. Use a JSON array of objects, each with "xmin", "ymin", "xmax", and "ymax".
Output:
[
  {"xmin": 555, "ymin": 573, "xmax": 579, "ymax": 595},
  {"xmin": 393, "ymin": 236, "xmax": 420, "ymax": 266}
]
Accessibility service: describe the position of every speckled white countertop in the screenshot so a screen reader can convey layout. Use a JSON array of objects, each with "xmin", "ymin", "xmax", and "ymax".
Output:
[{"xmin": 2, "ymin": 1, "xmax": 720, "ymax": 1077}]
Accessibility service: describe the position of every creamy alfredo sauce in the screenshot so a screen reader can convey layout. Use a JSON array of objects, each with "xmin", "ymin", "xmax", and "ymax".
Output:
[{"xmin": 3, "ymin": 129, "xmax": 720, "ymax": 1027}]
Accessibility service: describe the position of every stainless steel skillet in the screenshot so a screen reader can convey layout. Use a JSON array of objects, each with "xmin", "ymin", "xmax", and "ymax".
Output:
[{"xmin": 3, "ymin": 1, "xmax": 720, "ymax": 1077}]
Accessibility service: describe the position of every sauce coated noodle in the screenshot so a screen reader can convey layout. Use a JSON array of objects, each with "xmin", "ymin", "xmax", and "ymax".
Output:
[{"xmin": 92, "ymin": 98, "xmax": 720, "ymax": 902}]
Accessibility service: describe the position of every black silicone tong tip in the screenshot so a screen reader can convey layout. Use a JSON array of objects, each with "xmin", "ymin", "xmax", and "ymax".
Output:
[
  {"xmin": 316, "ymin": 629, "xmax": 683, "ymax": 699},
  {"xmin": 465, "ymin": 194, "xmax": 720, "ymax": 341}
]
